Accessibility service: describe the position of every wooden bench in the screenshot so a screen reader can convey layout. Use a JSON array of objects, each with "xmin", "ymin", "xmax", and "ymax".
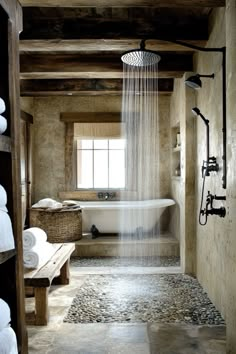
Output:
[{"xmin": 24, "ymin": 243, "xmax": 75, "ymax": 325}]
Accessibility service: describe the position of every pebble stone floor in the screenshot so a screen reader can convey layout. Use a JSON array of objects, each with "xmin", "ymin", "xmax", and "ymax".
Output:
[
  {"xmin": 27, "ymin": 257, "xmax": 226, "ymax": 354},
  {"xmin": 71, "ymin": 256, "xmax": 181, "ymax": 267}
]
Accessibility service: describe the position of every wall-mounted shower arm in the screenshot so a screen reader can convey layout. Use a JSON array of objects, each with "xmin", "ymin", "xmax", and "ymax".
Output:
[
  {"xmin": 170, "ymin": 40, "xmax": 226, "ymax": 189},
  {"xmin": 122, "ymin": 39, "xmax": 226, "ymax": 187},
  {"xmin": 142, "ymin": 38, "xmax": 226, "ymax": 188},
  {"xmin": 192, "ymin": 107, "xmax": 210, "ymax": 166}
]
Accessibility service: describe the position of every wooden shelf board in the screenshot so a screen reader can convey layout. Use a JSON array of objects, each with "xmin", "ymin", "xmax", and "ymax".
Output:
[
  {"xmin": 0, "ymin": 249, "xmax": 16, "ymax": 264},
  {"xmin": 0, "ymin": 135, "xmax": 11, "ymax": 153}
]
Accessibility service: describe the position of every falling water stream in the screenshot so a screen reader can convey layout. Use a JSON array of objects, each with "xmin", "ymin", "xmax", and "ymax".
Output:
[{"xmin": 119, "ymin": 61, "xmax": 160, "ymax": 258}]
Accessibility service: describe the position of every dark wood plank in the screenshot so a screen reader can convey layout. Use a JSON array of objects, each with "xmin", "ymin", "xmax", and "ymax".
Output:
[
  {"xmin": 20, "ymin": 53, "xmax": 192, "ymax": 73},
  {"xmin": 19, "ymin": 39, "xmax": 207, "ymax": 54},
  {"xmin": 20, "ymin": 78, "xmax": 174, "ymax": 96},
  {"xmin": 19, "ymin": 0, "xmax": 225, "ymax": 7},
  {"xmin": 19, "ymin": 53, "xmax": 191, "ymax": 81},
  {"xmin": 21, "ymin": 17, "xmax": 208, "ymax": 41}
]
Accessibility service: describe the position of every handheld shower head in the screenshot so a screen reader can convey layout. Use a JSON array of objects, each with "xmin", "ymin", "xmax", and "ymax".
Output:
[
  {"xmin": 192, "ymin": 107, "xmax": 209, "ymax": 125},
  {"xmin": 192, "ymin": 107, "xmax": 210, "ymax": 167},
  {"xmin": 192, "ymin": 107, "xmax": 201, "ymax": 116},
  {"xmin": 121, "ymin": 40, "xmax": 161, "ymax": 67}
]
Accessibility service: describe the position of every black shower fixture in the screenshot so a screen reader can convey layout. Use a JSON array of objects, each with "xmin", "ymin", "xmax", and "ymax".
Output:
[
  {"xmin": 121, "ymin": 39, "xmax": 161, "ymax": 67},
  {"xmin": 199, "ymin": 191, "xmax": 226, "ymax": 225},
  {"xmin": 121, "ymin": 39, "xmax": 226, "ymax": 189},
  {"xmin": 192, "ymin": 107, "xmax": 209, "ymax": 125},
  {"xmin": 192, "ymin": 107, "xmax": 210, "ymax": 167},
  {"xmin": 185, "ymin": 73, "xmax": 215, "ymax": 89},
  {"xmin": 192, "ymin": 107, "xmax": 219, "ymax": 177}
]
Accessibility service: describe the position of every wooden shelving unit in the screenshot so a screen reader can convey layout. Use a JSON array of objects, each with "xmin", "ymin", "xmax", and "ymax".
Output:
[
  {"xmin": 0, "ymin": 1, "xmax": 28, "ymax": 353},
  {"xmin": 0, "ymin": 249, "xmax": 16, "ymax": 265}
]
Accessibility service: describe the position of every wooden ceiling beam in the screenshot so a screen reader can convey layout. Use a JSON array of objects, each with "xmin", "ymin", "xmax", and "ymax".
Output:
[
  {"xmin": 21, "ymin": 18, "xmax": 208, "ymax": 41},
  {"xmin": 20, "ymin": 71, "xmax": 184, "ymax": 79},
  {"xmin": 20, "ymin": 78, "xmax": 174, "ymax": 96},
  {"xmin": 20, "ymin": 53, "xmax": 192, "ymax": 79},
  {"xmin": 19, "ymin": 0, "xmax": 225, "ymax": 7},
  {"xmin": 19, "ymin": 39, "xmax": 207, "ymax": 54}
]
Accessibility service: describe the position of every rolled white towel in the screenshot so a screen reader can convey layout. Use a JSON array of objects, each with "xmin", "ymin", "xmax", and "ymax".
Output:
[
  {"xmin": 0, "ymin": 115, "xmax": 7, "ymax": 134},
  {"xmin": 0, "ymin": 299, "xmax": 11, "ymax": 331},
  {"xmin": 0, "ymin": 185, "xmax": 7, "ymax": 212},
  {"xmin": 23, "ymin": 227, "xmax": 47, "ymax": 250},
  {"xmin": 0, "ymin": 210, "xmax": 15, "ymax": 252},
  {"xmin": 31, "ymin": 198, "xmax": 62, "ymax": 209},
  {"xmin": 0, "ymin": 98, "xmax": 6, "ymax": 114},
  {"xmin": 0, "ymin": 327, "xmax": 18, "ymax": 354},
  {"xmin": 24, "ymin": 242, "xmax": 56, "ymax": 269}
]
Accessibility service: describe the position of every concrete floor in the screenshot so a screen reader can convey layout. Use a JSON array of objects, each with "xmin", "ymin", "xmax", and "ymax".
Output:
[{"xmin": 27, "ymin": 264, "xmax": 226, "ymax": 354}]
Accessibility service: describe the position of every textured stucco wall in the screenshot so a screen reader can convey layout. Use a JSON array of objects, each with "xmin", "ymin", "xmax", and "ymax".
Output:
[
  {"xmin": 169, "ymin": 76, "xmax": 196, "ymax": 273},
  {"xmin": 31, "ymin": 95, "xmax": 171, "ymax": 208},
  {"xmin": 158, "ymin": 95, "xmax": 171, "ymax": 199},
  {"xmin": 225, "ymin": 1, "xmax": 236, "ymax": 352},
  {"xmin": 194, "ymin": 8, "xmax": 227, "ymax": 318},
  {"xmin": 32, "ymin": 96, "xmax": 121, "ymax": 202},
  {"xmin": 194, "ymin": 6, "xmax": 236, "ymax": 352}
]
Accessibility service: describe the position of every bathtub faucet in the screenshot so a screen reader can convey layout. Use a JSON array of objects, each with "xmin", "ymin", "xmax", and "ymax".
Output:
[{"xmin": 97, "ymin": 192, "xmax": 116, "ymax": 200}]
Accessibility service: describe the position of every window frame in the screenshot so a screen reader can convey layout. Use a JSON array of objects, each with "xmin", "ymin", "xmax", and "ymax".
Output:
[{"xmin": 76, "ymin": 138, "xmax": 126, "ymax": 190}]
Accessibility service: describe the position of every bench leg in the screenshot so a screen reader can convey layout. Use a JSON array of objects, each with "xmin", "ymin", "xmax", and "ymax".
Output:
[
  {"xmin": 60, "ymin": 259, "xmax": 70, "ymax": 284},
  {"xmin": 35, "ymin": 287, "xmax": 49, "ymax": 325},
  {"xmin": 53, "ymin": 259, "xmax": 70, "ymax": 285}
]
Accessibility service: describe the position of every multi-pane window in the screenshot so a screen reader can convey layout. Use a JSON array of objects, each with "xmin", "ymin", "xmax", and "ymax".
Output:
[{"xmin": 76, "ymin": 139, "xmax": 125, "ymax": 189}]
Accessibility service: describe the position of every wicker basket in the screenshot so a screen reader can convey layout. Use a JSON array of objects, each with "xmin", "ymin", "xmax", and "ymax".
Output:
[{"xmin": 29, "ymin": 208, "xmax": 82, "ymax": 243}]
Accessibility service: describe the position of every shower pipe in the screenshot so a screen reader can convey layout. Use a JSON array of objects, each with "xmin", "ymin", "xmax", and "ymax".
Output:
[
  {"xmin": 166, "ymin": 40, "xmax": 226, "ymax": 189},
  {"xmin": 134, "ymin": 39, "xmax": 226, "ymax": 189}
]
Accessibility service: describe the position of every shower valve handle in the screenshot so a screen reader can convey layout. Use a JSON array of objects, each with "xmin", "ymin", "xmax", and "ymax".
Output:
[{"xmin": 214, "ymin": 195, "xmax": 226, "ymax": 201}]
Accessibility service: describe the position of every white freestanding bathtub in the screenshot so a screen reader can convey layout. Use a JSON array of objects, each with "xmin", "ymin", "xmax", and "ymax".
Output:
[{"xmin": 77, "ymin": 199, "xmax": 175, "ymax": 234}]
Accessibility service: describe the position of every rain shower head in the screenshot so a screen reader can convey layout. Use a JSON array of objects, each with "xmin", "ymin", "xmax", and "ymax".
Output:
[
  {"xmin": 185, "ymin": 73, "xmax": 215, "ymax": 89},
  {"xmin": 121, "ymin": 40, "xmax": 161, "ymax": 67}
]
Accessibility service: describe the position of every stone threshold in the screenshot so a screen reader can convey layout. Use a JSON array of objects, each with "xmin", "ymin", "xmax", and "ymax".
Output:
[
  {"xmin": 73, "ymin": 233, "xmax": 179, "ymax": 257},
  {"xmin": 70, "ymin": 266, "xmax": 182, "ymax": 275}
]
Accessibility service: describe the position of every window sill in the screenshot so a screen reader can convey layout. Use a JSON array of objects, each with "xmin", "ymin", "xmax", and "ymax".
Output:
[{"xmin": 59, "ymin": 190, "xmax": 138, "ymax": 201}]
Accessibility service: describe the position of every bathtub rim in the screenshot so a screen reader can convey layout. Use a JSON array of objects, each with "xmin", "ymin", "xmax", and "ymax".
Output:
[{"xmin": 73, "ymin": 198, "xmax": 175, "ymax": 210}]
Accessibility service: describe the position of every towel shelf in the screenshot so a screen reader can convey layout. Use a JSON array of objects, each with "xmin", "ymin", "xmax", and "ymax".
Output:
[
  {"xmin": 0, "ymin": 249, "xmax": 16, "ymax": 265},
  {"xmin": 0, "ymin": 135, "xmax": 11, "ymax": 153},
  {"xmin": 0, "ymin": 1, "xmax": 28, "ymax": 352}
]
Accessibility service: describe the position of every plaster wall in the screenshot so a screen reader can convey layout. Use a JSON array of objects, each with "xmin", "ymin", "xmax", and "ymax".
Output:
[
  {"xmin": 194, "ymin": 8, "xmax": 227, "ymax": 319},
  {"xmin": 169, "ymin": 77, "xmax": 196, "ymax": 273},
  {"xmin": 194, "ymin": 7, "xmax": 236, "ymax": 351},
  {"xmin": 29, "ymin": 95, "xmax": 171, "ymax": 210},
  {"xmin": 224, "ymin": 1, "xmax": 236, "ymax": 352}
]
